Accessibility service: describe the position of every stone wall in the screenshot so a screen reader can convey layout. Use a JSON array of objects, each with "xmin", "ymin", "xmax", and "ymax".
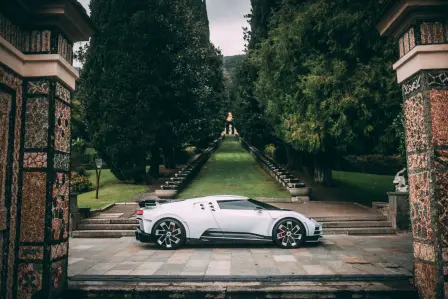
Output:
[
  {"xmin": 0, "ymin": 13, "xmax": 74, "ymax": 64},
  {"xmin": 398, "ymin": 21, "xmax": 448, "ymax": 59}
]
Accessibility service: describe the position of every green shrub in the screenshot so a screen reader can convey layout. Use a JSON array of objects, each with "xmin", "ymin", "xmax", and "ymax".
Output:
[
  {"xmin": 185, "ymin": 146, "xmax": 198, "ymax": 156},
  {"xmin": 71, "ymin": 138, "xmax": 87, "ymax": 153},
  {"xmin": 71, "ymin": 171, "xmax": 93, "ymax": 194},
  {"xmin": 264, "ymin": 144, "xmax": 276, "ymax": 158},
  {"xmin": 337, "ymin": 155, "xmax": 404, "ymax": 175}
]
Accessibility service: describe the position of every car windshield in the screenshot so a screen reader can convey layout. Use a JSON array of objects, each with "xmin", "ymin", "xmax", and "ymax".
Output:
[{"xmin": 247, "ymin": 199, "xmax": 282, "ymax": 210}]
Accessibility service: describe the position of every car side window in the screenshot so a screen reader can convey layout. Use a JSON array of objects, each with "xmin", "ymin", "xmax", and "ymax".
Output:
[{"xmin": 217, "ymin": 200, "xmax": 259, "ymax": 210}]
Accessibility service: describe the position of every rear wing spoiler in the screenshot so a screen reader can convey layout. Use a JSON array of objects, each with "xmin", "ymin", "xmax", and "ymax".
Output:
[{"xmin": 138, "ymin": 200, "xmax": 172, "ymax": 208}]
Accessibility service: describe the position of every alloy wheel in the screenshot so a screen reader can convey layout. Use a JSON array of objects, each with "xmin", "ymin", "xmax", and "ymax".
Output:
[
  {"xmin": 274, "ymin": 219, "xmax": 305, "ymax": 248},
  {"xmin": 154, "ymin": 220, "xmax": 184, "ymax": 249}
]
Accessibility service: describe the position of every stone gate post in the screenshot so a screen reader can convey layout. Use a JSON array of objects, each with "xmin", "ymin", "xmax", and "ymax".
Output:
[
  {"xmin": 0, "ymin": 1, "xmax": 93, "ymax": 298},
  {"xmin": 377, "ymin": 1, "xmax": 448, "ymax": 298}
]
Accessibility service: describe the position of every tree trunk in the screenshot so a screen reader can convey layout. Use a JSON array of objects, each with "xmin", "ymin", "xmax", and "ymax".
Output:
[
  {"xmin": 286, "ymin": 145, "xmax": 294, "ymax": 169},
  {"xmin": 313, "ymin": 155, "xmax": 332, "ymax": 186},
  {"xmin": 163, "ymin": 147, "xmax": 176, "ymax": 169},
  {"xmin": 149, "ymin": 146, "xmax": 160, "ymax": 179},
  {"xmin": 285, "ymin": 145, "xmax": 303, "ymax": 170}
]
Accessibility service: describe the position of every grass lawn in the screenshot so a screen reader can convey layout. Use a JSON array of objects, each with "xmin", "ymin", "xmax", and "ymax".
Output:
[
  {"xmin": 77, "ymin": 169, "xmax": 148, "ymax": 210},
  {"xmin": 295, "ymin": 168, "xmax": 395, "ymax": 206},
  {"xmin": 178, "ymin": 136, "xmax": 290, "ymax": 199},
  {"xmin": 332, "ymin": 171, "xmax": 394, "ymax": 204}
]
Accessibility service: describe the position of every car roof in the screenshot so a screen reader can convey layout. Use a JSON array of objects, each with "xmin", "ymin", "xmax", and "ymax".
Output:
[{"xmin": 186, "ymin": 195, "xmax": 249, "ymax": 202}]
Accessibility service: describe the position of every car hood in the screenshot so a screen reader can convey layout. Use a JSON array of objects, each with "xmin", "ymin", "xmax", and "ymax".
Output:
[{"xmin": 267, "ymin": 210, "xmax": 300, "ymax": 218}]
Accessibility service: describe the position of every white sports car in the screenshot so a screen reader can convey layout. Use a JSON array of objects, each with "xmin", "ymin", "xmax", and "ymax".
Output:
[{"xmin": 135, "ymin": 195, "xmax": 323, "ymax": 249}]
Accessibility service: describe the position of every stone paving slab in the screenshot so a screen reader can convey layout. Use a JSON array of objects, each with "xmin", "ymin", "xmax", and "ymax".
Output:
[{"xmin": 69, "ymin": 234, "xmax": 413, "ymax": 278}]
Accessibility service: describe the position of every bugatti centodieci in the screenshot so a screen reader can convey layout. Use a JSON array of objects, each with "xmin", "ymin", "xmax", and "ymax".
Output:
[{"xmin": 135, "ymin": 195, "xmax": 323, "ymax": 249}]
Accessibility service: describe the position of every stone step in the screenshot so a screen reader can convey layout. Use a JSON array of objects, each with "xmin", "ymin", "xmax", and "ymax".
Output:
[
  {"xmin": 71, "ymin": 230, "xmax": 135, "ymax": 238},
  {"xmin": 67, "ymin": 279, "xmax": 418, "ymax": 299},
  {"xmin": 313, "ymin": 215, "xmax": 388, "ymax": 222},
  {"xmin": 324, "ymin": 227, "xmax": 396, "ymax": 235},
  {"xmin": 323, "ymin": 221, "xmax": 392, "ymax": 228},
  {"xmin": 80, "ymin": 219, "xmax": 138, "ymax": 225},
  {"xmin": 77, "ymin": 224, "xmax": 137, "ymax": 231}
]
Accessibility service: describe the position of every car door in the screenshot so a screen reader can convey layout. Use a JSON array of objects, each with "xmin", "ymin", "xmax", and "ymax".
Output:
[
  {"xmin": 180, "ymin": 201, "xmax": 223, "ymax": 239},
  {"xmin": 211, "ymin": 199, "xmax": 274, "ymax": 239}
]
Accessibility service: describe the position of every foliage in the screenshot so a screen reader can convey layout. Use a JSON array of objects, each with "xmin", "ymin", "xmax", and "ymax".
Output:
[
  {"xmin": 223, "ymin": 55, "xmax": 247, "ymax": 74},
  {"xmin": 71, "ymin": 171, "xmax": 93, "ymax": 194},
  {"xmin": 80, "ymin": 0, "xmax": 226, "ymax": 183},
  {"xmin": 392, "ymin": 108, "xmax": 407, "ymax": 164},
  {"xmin": 264, "ymin": 144, "xmax": 276, "ymax": 158},
  {"xmin": 256, "ymin": 0, "xmax": 400, "ymax": 154},
  {"xmin": 231, "ymin": 57, "xmax": 274, "ymax": 150},
  {"xmin": 229, "ymin": 0, "xmax": 402, "ymax": 184},
  {"xmin": 71, "ymin": 138, "xmax": 87, "ymax": 154},
  {"xmin": 248, "ymin": 0, "xmax": 282, "ymax": 49}
]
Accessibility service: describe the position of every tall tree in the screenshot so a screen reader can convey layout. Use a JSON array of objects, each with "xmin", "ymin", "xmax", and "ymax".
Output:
[
  {"xmin": 80, "ymin": 0, "xmax": 225, "ymax": 182},
  {"xmin": 254, "ymin": 0, "xmax": 401, "ymax": 184}
]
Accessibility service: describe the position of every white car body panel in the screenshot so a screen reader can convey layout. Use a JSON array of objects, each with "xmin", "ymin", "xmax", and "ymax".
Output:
[
  {"xmin": 137, "ymin": 195, "xmax": 322, "ymax": 244},
  {"xmin": 211, "ymin": 205, "xmax": 274, "ymax": 236}
]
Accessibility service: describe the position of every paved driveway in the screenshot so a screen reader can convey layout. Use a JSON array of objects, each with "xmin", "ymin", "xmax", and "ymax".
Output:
[{"xmin": 68, "ymin": 234, "xmax": 413, "ymax": 277}]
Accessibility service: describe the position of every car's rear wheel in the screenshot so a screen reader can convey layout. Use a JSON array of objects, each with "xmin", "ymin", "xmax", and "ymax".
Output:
[
  {"xmin": 152, "ymin": 218, "xmax": 186, "ymax": 250},
  {"xmin": 273, "ymin": 218, "xmax": 305, "ymax": 249}
]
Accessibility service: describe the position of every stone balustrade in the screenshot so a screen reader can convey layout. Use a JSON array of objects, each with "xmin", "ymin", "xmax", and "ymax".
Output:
[
  {"xmin": 155, "ymin": 137, "xmax": 224, "ymax": 199},
  {"xmin": 238, "ymin": 137, "xmax": 311, "ymax": 203}
]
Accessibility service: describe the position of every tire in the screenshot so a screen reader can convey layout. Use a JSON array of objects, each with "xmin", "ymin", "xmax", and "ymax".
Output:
[
  {"xmin": 272, "ymin": 218, "xmax": 306, "ymax": 249},
  {"xmin": 152, "ymin": 218, "xmax": 186, "ymax": 250}
]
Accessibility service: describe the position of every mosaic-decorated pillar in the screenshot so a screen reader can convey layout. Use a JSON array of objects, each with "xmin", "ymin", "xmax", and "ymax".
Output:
[
  {"xmin": 17, "ymin": 77, "xmax": 71, "ymax": 299},
  {"xmin": 403, "ymin": 70, "xmax": 448, "ymax": 299},
  {"xmin": 0, "ymin": 65, "xmax": 72, "ymax": 299},
  {"xmin": 0, "ymin": 2, "xmax": 92, "ymax": 296},
  {"xmin": 377, "ymin": 2, "xmax": 448, "ymax": 299}
]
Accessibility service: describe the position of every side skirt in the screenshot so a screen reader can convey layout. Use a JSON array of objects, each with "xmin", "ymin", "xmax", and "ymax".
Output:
[
  {"xmin": 190, "ymin": 230, "xmax": 273, "ymax": 245},
  {"xmin": 186, "ymin": 238, "xmax": 274, "ymax": 245}
]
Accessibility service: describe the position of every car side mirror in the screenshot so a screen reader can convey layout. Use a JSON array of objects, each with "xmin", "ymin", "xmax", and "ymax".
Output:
[{"xmin": 255, "ymin": 207, "xmax": 263, "ymax": 213}]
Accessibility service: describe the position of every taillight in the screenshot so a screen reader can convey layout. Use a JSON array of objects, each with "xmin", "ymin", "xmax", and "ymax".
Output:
[{"xmin": 137, "ymin": 209, "xmax": 144, "ymax": 215}]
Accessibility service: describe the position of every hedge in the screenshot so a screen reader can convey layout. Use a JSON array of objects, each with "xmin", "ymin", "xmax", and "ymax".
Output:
[{"xmin": 335, "ymin": 155, "xmax": 405, "ymax": 175}]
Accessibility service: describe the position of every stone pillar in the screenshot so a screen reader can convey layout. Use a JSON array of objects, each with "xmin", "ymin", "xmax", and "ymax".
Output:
[
  {"xmin": 69, "ymin": 192, "xmax": 80, "ymax": 235},
  {"xmin": 387, "ymin": 192, "xmax": 411, "ymax": 230},
  {"xmin": 0, "ymin": 2, "xmax": 93, "ymax": 298},
  {"xmin": 377, "ymin": 2, "xmax": 448, "ymax": 298}
]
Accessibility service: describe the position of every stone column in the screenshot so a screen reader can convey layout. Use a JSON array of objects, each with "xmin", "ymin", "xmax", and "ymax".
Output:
[
  {"xmin": 18, "ymin": 77, "xmax": 72, "ymax": 299},
  {"xmin": 0, "ymin": 2, "xmax": 93, "ymax": 298},
  {"xmin": 377, "ymin": 2, "xmax": 448, "ymax": 298}
]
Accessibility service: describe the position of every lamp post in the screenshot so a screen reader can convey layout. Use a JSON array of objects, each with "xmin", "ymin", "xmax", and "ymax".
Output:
[{"xmin": 95, "ymin": 158, "xmax": 103, "ymax": 199}]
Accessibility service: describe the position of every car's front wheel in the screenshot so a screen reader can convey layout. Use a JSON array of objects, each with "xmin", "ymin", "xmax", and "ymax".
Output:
[
  {"xmin": 152, "ymin": 218, "xmax": 186, "ymax": 250},
  {"xmin": 273, "ymin": 218, "xmax": 305, "ymax": 249}
]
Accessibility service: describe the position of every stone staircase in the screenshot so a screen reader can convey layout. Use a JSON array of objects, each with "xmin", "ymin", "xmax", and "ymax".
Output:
[
  {"xmin": 72, "ymin": 218, "xmax": 137, "ymax": 238},
  {"xmin": 315, "ymin": 215, "xmax": 396, "ymax": 235},
  {"xmin": 72, "ymin": 214, "xmax": 394, "ymax": 238}
]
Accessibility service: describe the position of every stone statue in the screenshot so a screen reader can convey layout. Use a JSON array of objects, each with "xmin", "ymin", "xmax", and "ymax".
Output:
[{"xmin": 393, "ymin": 168, "xmax": 409, "ymax": 192}]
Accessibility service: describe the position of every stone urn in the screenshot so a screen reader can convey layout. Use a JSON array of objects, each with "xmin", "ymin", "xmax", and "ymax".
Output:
[
  {"xmin": 288, "ymin": 188, "xmax": 311, "ymax": 197},
  {"xmin": 287, "ymin": 183, "xmax": 311, "ymax": 197}
]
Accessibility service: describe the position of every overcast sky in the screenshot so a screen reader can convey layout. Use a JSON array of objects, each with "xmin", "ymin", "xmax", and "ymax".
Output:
[{"xmin": 75, "ymin": 0, "xmax": 250, "ymax": 66}]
